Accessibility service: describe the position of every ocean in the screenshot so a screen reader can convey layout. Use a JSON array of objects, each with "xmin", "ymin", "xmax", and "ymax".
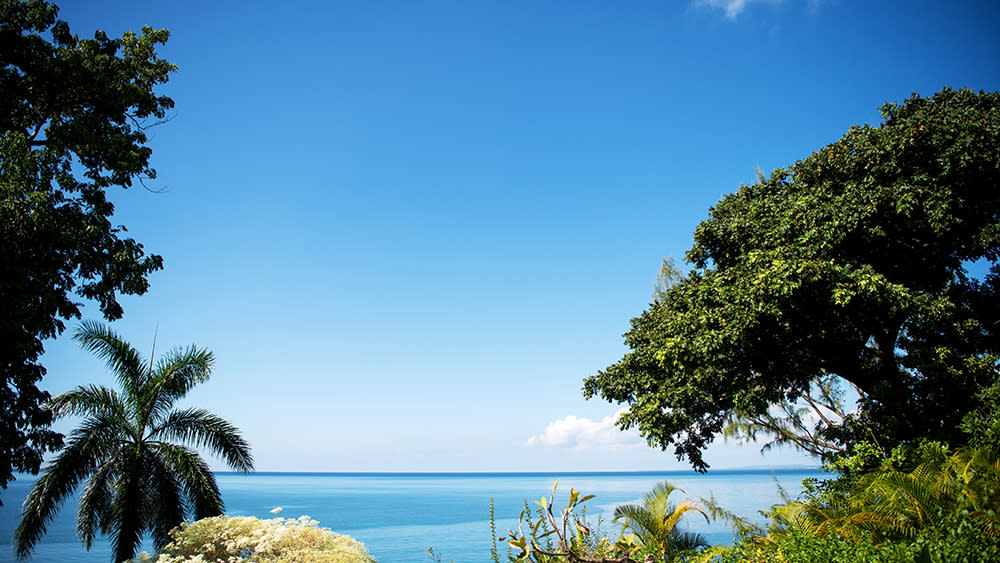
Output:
[{"xmin": 0, "ymin": 469, "xmax": 824, "ymax": 562}]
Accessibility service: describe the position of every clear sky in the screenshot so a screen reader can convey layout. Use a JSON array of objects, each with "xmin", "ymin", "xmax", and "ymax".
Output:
[{"xmin": 36, "ymin": 0, "xmax": 1000, "ymax": 472}]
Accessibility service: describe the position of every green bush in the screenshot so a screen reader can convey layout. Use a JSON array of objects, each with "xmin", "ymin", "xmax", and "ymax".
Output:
[
  {"xmin": 703, "ymin": 446, "xmax": 1000, "ymax": 563},
  {"xmin": 715, "ymin": 530, "xmax": 913, "ymax": 563},
  {"xmin": 496, "ymin": 481, "xmax": 711, "ymax": 563},
  {"xmin": 131, "ymin": 515, "xmax": 375, "ymax": 563},
  {"xmin": 909, "ymin": 503, "xmax": 1000, "ymax": 563}
]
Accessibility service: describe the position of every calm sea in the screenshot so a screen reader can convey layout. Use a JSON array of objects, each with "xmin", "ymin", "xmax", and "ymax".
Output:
[{"xmin": 0, "ymin": 469, "xmax": 824, "ymax": 562}]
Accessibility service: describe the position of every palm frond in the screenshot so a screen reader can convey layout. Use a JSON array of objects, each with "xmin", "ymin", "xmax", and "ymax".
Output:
[
  {"xmin": 673, "ymin": 529, "xmax": 709, "ymax": 551},
  {"xmin": 768, "ymin": 501, "xmax": 819, "ymax": 537},
  {"xmin": 108, "ymin": 455, "xmax": 146, "ymax": 563},
  {"xmin": 148, "ymin": 345, "xmax": 215, "ymax": 407},
  {"xmin": 614, "ymin": 481, "xmax": 708, "ymax": 561},
  {"xmin": 614, "ymin": 503, "xmax": 663, "ymax": 545},
  {"xmin": 764, "ymin": 446, "xmax": 1000, "ymax": 546},
  {"xmin": 141, "ymin": 346, "xmax": 215, "ymax": 431},
  {"xmin": 644, "ymin": 481, "xmax": 683, "ymax": 506},
  {"xmin": 662, "ymin": 499, "xmax": 709, "ymax": 536},
  {"xmin": 644, "ymin": 481, "xmax": 682, "ymax": 522},
  {"xmin": 73, "ymin": 321, "xmax": 147, "ymax": 397},
  {"xmin": 142, "ymin": 448, "xmax": 186, "ymax": 550},
  {"xmin": 49, "ymin": 385, "xmax": 126, "ymax": 422},
  {"xmin": 151, "ymin": 442, "xmax": 223, "ymax": 520},
  {"xmin": 865, "ymin": 471, "xmax": 939, "ymax": 528},
  {"xmin": 150, "ymin": 408, "xmax": 253, "ymax": 472},
  {"xmin": 664, "ymin": 529, "xmax": 710, "ymax": 561},
  {"xmin": 13, "ymin": 418, "xmax": 117, "ymax": 560},
  {"xmin": 846, "ymin": 510, "xmax": 917, "ymax": 540},
  {"xmin": 76, "ymin": 459, "xmax": 116, "ymax": 550}
]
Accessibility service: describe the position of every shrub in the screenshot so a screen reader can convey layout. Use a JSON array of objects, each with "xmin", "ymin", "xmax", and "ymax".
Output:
[
  {"xmin": 714, "ymin": 530, "xmax": 913, "ymax": 563},
  {"xmin": 132, "ymin": 515, "xmax": 375, "ymax": 563},
  {"xmin": 702, "ymin": 446, "xmax": 1000, "ymax": 563}
]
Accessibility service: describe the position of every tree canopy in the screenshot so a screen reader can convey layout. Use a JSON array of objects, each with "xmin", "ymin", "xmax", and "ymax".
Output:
[
  {"xmin": 584, "ymin": 88, "xmax": 1000, "ymax": 471},
  {"xmin": 0, "ymin": 0, "xmax": 174, "ymax": 500}
]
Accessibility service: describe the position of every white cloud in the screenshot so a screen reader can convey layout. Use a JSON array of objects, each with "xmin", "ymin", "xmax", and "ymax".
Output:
[
  {"xmin": 695, "ymin": 0, "xmax": 788, "ymax": 20},
  {"xmin": 524, "ymin": 408, "xmax": 822, "ymax": 469},
  {"xmin": 526, "ymin": 408, "xmax": 645, "ymax": 450},
  {"xmin": 698, "ymin": 0, "xmax": 750, "ymax": 19}
]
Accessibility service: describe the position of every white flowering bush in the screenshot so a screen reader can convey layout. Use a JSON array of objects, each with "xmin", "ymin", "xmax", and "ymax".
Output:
[{"xmin": 131, "ymin": 515, "xmax": 375, "ymax": 563}]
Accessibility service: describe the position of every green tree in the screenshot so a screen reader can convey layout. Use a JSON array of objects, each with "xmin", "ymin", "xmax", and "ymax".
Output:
[
  {"xmin": 0, "ymin": 0, "xmax": 175, "ymax": 501},
  {"xmin": 14, "ymin": 322, "xmax": 254, "ymax": 562},
  {"xmin": 659, "ymin": 258, "xmax": 855, "ymax": 459},
  {"xmin": 612, "ymin": 482, "xmax": 708, "ymax": 562},
  {"xmin": 584, "ymin": 88, "xmax": 1000, "ymax": 471}
]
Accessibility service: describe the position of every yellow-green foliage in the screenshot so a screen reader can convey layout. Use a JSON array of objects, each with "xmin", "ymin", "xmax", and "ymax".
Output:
[
  {"xmin": 704, "ymin": 446, "xmax": 1000, "ymax": 562},
  {"xmin": 132, "ymin": 515, "xmax": 375, "ymax": 563}
]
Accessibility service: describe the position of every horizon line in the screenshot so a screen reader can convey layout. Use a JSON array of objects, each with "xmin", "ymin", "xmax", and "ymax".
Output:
[{"xmin": 212, "ymin": 465, "xmax": 824, "ymax": 476}]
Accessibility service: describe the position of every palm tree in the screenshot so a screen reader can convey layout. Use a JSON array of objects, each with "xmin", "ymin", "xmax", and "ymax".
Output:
[
  {"xmin": 14, "ymin": 321, "xmax": 254, "ymax": 562},
  {"xmin": 613, "ymin": 482, "xmax": 709, "ymax": 562}
]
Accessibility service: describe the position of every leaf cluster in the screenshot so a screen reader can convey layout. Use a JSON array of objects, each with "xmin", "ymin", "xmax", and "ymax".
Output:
[
  {"xmin": 501, "ymin": 482, "xmax": 640, "ymax": 563},
  {"xmin": 713, "ymin": 446, "xmax": 1000, "ymax": 562},
  {"xmin": 501, "ymin": 481, "xmax": 710, "ymax": 563},
  {"xmin": 612, "ymin": 481, "xmax": 709, "ymax": 562},
  {"xmin": 1, "ymin": 0, "xmax": 175, "ymax": 499}
]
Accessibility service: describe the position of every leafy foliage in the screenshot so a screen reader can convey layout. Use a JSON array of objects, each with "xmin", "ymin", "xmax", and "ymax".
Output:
[
  {"xmin": 712, "ymin": 529, "xmax": 913, "ymax": 563},
  {"xmin": 612, "ymin": 481, "xmax": 709, "ymax": 562},
  {"xmin": 0, "ymin": 0, "xmax": 174, "ymax": 500},
  {"xmin": 132, "ymin": 515, "xmax": 375, "ymax": 563},
  {"xmin": 960, "ymin": 375, "xmax": 1000, "ymax": 450},
  {"xmin": 709, "ymin": 446, "xmax": 1000, "ymax": 562},
  {"xmin": 501, "ymin": 481, "xmax": 710, "ymax": 563},
  {"xmin": 584, "ymin": 87, "xmax": 1000, "ymax": 471},
  {"xmin": 501, "ymin": 482, "xmax": 640, "ymax": 562},
  {"xmin": 13, "ymin": 322, "xmax": 253, "ymax": 562},
  {"xmin": 816, "ymin": 445, "xmax": 997, "ymax": 545}
]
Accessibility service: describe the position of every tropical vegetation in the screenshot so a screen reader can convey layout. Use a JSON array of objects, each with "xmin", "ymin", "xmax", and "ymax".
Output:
[
  {"xmin": 497, "ymin": 481, "xmax": 709, "ymax": 563},
  {"xmin": 496, "ymin": 88, "xmax": 1000, "ymax": 563},
  {"xmin": 14, "ymin": 321, "xmax": 254, "ymax": 562},
  {"xmin": 701, "ymin": 444, "xmax": 1000, "ymax": 562},
  {"xmin": 0, "ymin": 0, "xmax": 174, "ymax": 500},
  {"xmin": 490, "ymin": 445, "xmax": 1000, "ymax": 563},
  {"xmin": 131, "ymin": 515, "xmax": 375, "ymax": 563},
  {"xmin": 584, "ymin": 87, "xmax": 1000, "ymax": 474},
  {"xmin": 4, "ymin": 0, "xmax": 998, "ymax": 560},
  {"xmin": 613, "ymin": 482, "xmax": 709, "ymax": 562}
]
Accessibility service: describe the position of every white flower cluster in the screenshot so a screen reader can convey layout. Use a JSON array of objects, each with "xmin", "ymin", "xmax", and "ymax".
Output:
[{"xmin": 131, "ymin": 515, "xmax": 375, "ymax": 563}]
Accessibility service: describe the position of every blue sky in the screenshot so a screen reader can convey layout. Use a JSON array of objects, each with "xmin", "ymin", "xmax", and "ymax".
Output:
[{"xmin": 36, "ymin": 0, "xmax": 1000, "ymax": 472}]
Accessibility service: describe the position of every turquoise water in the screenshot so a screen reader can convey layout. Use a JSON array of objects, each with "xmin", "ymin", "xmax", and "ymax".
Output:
[{"xmin": 0, "ymin": 469, "xmax": 824, "ymax": 562}]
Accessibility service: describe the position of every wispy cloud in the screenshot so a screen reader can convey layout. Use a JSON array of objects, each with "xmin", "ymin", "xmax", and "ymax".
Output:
[
  {"xmin": 525, "ymin": 408, "xmax": 823, "ymax": 468},
  {"xmin": 526, "ymin": 408, "xmax": 644, "ymax": 450},
  {"xmin": 695, "ymin": 0, "xmax": 789, "ymax": 20}
]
